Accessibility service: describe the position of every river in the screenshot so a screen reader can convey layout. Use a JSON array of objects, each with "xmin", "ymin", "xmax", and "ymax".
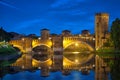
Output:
[
  {"xmin": 0, "ymin": 52, "xmax": 112, "ymax": 80},
  {"xmin": 3, "ymin": 70, "xmax": 95, "ymax": 80}
]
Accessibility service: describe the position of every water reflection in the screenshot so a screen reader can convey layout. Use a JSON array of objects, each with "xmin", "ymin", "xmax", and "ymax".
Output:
[{"xmin": 0, "ymin": 52, "xmax": 112, "ymax": 80}]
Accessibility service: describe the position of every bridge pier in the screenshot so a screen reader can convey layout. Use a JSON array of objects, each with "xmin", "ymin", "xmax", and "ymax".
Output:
[
  {"xmin": 41, "ymin": 65, "xmax": 49, "ymax": 77},
  {"xmin": 22, "ymin": 54, "xmax": 32, "ymax": 69},
  {"xmin": 51, "ymin": 36, "xmax": 63, "ymax": 70}
]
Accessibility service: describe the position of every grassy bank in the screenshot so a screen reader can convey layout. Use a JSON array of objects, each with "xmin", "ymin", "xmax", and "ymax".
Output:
[
  {"xmin": 0, "ymin": 42, "xmax": 21, "ymax": 67},
  {"xmin": 0, "ymin": 43, "xmax": 18, "ymax": 56}
]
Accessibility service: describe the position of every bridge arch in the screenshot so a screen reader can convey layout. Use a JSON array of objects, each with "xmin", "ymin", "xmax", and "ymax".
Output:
[
  {"xmin": 63, "ymin": 41, "xmax": 94, "ymax": 51},
  {"xmin": 32, "ymin": 44, "xmax": 51, "ymax": 49},
  {"xmin": 32, "ymin": 58, "xmax": 52, "ymax": 67},
  {"xmin": 32, "ymin": 44, "xmax": 52, "ymax": 54},
  {"xmin": 12, "ymin": 45, "xmax": 24, "ymax": 52},
  {"xmin": 32, "ymin": 39, "xmax": 52, "ymax": 49}
]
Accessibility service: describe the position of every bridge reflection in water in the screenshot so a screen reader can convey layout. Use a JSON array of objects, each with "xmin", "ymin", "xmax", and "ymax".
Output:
[{"xmin": 9, "ymin": 52, "xmax": 110, "ymax": 80}]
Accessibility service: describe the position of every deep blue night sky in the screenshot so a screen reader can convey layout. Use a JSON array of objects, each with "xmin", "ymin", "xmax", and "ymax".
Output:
[{"xmin": 0, "ymin": 0, "xmax": 120, "ymax": 36}]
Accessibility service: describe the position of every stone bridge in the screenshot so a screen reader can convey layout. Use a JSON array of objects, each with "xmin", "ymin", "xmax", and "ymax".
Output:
[
  {"xmin": 10, "ymin": 35, "xmax": 96, "ymax": 75},
  {"xmin": 9, "ymin": 36, "xmax": 95, "ymax": 52}
]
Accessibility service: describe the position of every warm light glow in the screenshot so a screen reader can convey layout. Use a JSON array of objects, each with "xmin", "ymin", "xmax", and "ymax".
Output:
[
  {"xmin": 49, "ymin": 37, "xmax": 51, "ymax": 39},
  {"xmin": 93, "ymin": 38, "xmax": 95, "ymax": 40},
  {"xmin": 32, "ymin": 41, "xmax": 36, "ymax": 47},
  {"xmin": 75, "ymin": 43, "xmax": 78, "ymax": 46},
  {"xmin": 38, "ymin": 37, "xmax": 41, "ymax": 40},
  {"xmin": 75, "ymin": 59, "xmax": 78, "ymax": 63},
  {"xmin": 22, "ymin": 65, "xmax": 24, "ymax": 69},
  {"xmin": 48, "ymin": 41, "xmax": 52, "ymax": 47},
  {"xmin": 22, "ymin": 38, "xmax": 24, "ymax": 41},
  {"xmin": 38, "ymin": 67, "xmax": 41, "ymax": 69},
  {"xmin": 32, "ymin": 60, "xmax": 36, "ymax": 66},
  {"xmin": 73, "ymin": 52, "xmax": 80, "ymax": 54},
  {"xmin": 63, "ymin": 57, "xmax": 77, "ymax": 65},
  {"xmin": 47, "ymin": 59, "xmax": 52, "ymax": 65},
  {"xmin": 63, "ymin": 62, "xmax": 66, "ymax": 66},
  {"xmin": 63, "ymin": 40, "xmax": 67, "ymax": 45},
  {"xmin": 63, "ymin": 40, "xmax": 72, "ymax": 48},
  {"xmin": 32, "ymin": 59, "xmax": 40, "ymax": 67}
]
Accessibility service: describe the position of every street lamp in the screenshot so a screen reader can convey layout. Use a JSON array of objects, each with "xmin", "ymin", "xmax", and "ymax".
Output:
[
  {"xmin": 38, "ymin": 37, "xmax": 41, "ymax": 40},
  {"xmin": 22, "ymin": 38, "xmax": 24, "ymax": 41}
]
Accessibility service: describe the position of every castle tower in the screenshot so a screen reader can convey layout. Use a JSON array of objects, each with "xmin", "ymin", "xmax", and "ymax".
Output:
[
  {"xmin": 41, "ymin": 29, "xmax": 49, "ymax": 40},
  {"xmin": 95, "ymin": 13, "xmax": 109, "ymax": 50},
  {"xmin": 62, "ymin": 30, "xmax": 71, "ymax": 36}
]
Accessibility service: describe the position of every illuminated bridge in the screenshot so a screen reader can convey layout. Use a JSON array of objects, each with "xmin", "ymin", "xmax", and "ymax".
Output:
[
  {"xmin": 9, "ymin": 36, "xmax": 95, "ymax": 52},
  {"xmin": 9, "ymin": 35, "xmax": 95, "ymax": 69}
]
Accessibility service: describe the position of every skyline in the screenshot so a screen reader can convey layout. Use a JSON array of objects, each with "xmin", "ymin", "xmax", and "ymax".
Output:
[{"xmin": 0, "ymin": 0, "xmax": 120, "ymax": 36}]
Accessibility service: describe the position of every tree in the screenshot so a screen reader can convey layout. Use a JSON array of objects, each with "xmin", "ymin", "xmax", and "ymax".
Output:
[
  {"xmin": 110, "ymin": 18, "xmax": 120, "ymax": 80},
  {"xmin": 111, "ymin": 18, "xmax": 120, "ymax": 50},
  {"xmin": 0, "ymin": 27, "xmax": 13, "ymax": 41},
  {"xmin": 103, "ymin": 39, "xmax": 113, "ymax": 47},
  {"xmin": 111, "ymin": 56, "xmax": 120, "ymax": 80}
]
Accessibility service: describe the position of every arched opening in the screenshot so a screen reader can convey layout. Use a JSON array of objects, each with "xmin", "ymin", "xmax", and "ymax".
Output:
[
  {"xmin": 13, "ymin": 47, "xmax": 21, "ymax": 52},
  {"xmin": 32, "ymin": 45, "xmax": 52, "ymax": 61},
  {"xmin": 11, "ymin": 45, "xmax": 24, "ymax": 52},
  {"xmin": 64, "ymin": 41, "xmax": 94, "ymax": 51},
  {"xmin": 63, "ymin": 41, "xmax": 95, "ymax": 65}
]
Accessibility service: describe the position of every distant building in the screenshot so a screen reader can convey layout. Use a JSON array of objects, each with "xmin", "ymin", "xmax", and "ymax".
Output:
[
  {"xmin": 81, "ymin": 30, "xmax": 90, "ymax": 36},
  {"xmin": 27, "ymin": 34, "xmax": 38, "ymax": 39},
  {"xmin": 62, "ymin": 30, "xmax": 71, "ymax": 36}
]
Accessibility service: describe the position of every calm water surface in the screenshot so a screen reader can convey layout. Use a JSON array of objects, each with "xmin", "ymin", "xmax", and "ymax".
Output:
[{"xmin": 3, "ymin": 70, "xmax": 95, "ymax": 80}]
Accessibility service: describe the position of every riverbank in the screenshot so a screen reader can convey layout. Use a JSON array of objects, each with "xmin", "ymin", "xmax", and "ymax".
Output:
[{"xmin": 0, "ymin": 42, "xmax": 21, "ymax": 66}]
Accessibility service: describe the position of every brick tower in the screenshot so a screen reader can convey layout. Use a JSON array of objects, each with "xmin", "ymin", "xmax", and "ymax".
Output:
[
  {"xmin": 41, "ymin": 29, "xmax": 49, "ymax": 40},
  {"xmin": 95, "ymin": 13, "xmax": 109, "ymax": 50}
]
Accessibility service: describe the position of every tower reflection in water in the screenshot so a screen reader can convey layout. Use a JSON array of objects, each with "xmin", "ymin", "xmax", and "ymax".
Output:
[{"xmin": 0, "ymin": 53, "xmax": 111, "ymax": 80}]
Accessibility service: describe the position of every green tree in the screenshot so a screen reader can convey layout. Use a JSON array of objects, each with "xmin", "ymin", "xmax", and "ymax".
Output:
[
  {"xmin": 110, "ymin": 18, "xmax": 120, "ymax": 80},
  {"xmin": 111, "ymin": 18, "xmax": 120, "ymax": 50},
  {"xmin": 111, "ymin": 56, "xmax": 120, "ymax": 80},
  {"xmin": 0, "ymin": 27, "xmax": 13, "ymax": 41}
]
